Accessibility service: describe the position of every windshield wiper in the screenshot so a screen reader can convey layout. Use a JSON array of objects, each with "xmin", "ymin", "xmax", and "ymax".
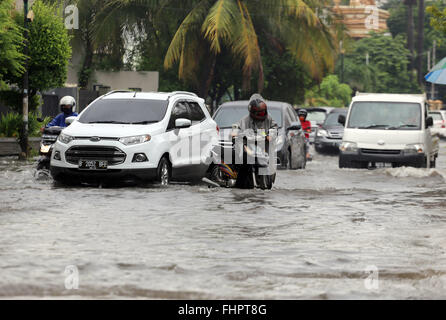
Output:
[
  {"xmin": 357, "ymin": 124, "xmax": 390, "ymax": 129},
  {"xmin": 388, "ymin": 124, "xmax": 419, "ymax": 130},
  {"xmin": 129, "ymin": 120, "xmax": 159, "ymax": 125},
  {"xmin": 87, "ymin": 121, "xmax": 130, "ymax": 124}
]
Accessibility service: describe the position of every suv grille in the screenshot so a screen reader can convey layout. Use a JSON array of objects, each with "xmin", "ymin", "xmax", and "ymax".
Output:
[
  {"xmin": 65, "ymin": 146, "xmax": 126, "ymax": 165},
  {"xmin": 361, "ymin": 149, "xmax": 401, "ymax": 155}
]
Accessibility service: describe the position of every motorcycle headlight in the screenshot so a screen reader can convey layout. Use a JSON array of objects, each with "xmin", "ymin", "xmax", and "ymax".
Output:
[
  {"xmin": 404, "ymin": 143, "xmax": 424, "ymax": 154},
  {"xmin": 119, "ymin": 134, "xmax": 151, "ymax": 146},
  {"xmin": 340, "ymin": 141, "xmax": 358, "ymax": 153},
  {"xmin": 317, "ymin": 129, "xmax": 328, "ymax": 137},
  {"xmin": 58, "ymin": 133, "xmax": 74, "ymax": 144}
]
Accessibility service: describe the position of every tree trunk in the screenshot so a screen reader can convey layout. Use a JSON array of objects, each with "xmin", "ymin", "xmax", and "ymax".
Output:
[
  {"xmin": 79, "ymin": 35, "xmax": 93, "ymax": 88},
  {"xmin": 198, "ymin": 55, "xmax": 216, "ymax": 104},
  {"xmin": 416, "ymin": 0, "xmax": 425, "ymax": 86}
]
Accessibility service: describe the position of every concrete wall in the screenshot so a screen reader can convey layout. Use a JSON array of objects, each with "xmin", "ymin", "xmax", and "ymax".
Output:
[{"xmin": 89, "ymin": 71, "xmax": 159, "ymax": 92}]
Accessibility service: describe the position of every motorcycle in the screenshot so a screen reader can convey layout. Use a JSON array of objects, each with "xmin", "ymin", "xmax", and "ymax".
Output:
[
  {"xmin": 36, "ymin": 125, "xmax": 63, "ymax": 171},
  {"xmin": 205, "ymin": 128, "xmax": 276, "ymax": 190}
]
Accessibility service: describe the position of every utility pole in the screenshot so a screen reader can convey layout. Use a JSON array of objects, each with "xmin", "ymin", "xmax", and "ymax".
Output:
[
  {"xmin": 20, "ymin": 0, "xmax": 29, "ymax": 159},
  {"xmin": 366, "ymin": 52, "xmax": 369, "ymax": 66},
  {"xmin": 431, "ymin": 40, "xmax": 436, "ymax": 100},
  {"xmin": 340, "ymin": 40, "xmax": 344, "ymax": 83}
]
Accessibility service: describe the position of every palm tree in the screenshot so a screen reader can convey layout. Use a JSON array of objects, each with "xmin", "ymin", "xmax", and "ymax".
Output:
[{"xmin": 99, "ymin": 0, "xmax": 337, "ymax": 99}]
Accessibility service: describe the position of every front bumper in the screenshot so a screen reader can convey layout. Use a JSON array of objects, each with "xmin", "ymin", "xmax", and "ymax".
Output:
[
  {"xmin": 340, "ymin": 150, "xmax": 425, "ymax": 165},
  {"xmin": 50, "ymin": 165, "xmax": 157, "ymax": 182},
  {"xmin": 315, "ymin": 136, "xmax": 342, "ymax": 150}
]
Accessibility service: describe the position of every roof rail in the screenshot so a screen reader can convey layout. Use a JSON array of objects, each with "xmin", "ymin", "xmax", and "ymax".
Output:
[
  {"xmin": 103, "ymin": 90, "xmax": 133, "ymax": 97},
  {"xmin": 168, "ymin": 91, "xmax": 198, "ymax": 98}
]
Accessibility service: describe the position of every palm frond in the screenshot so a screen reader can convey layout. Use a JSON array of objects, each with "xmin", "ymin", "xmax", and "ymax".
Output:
[
  {"xmin": 201, "ymin": 0, "xmax": 239, "ymax": 53},
  {"xmin": 232, "ymin": 0, "xmax": 263, "ymax": 90},
  {"xmin": 164, "ymin": 0, "xmax": 211, "ymax": 73}
]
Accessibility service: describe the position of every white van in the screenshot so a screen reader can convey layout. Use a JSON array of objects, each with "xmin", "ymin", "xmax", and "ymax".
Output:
[{"xmin": 338, "ymin": 93, "xmax": 439, "ymax": 168}]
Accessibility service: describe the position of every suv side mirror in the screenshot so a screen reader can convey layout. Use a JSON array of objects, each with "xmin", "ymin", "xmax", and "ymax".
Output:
[
  {"xmin": 65, "ymin": 116, "xmax": 77, "ymax": 125},
  {"xmin": 426, "ymin": 116, "xmax": 434, "ymax": 128},
  {"xmin": 287, "ymin": 121, "xmax": 302, "ymax": 131},
  {"xmin": 175, "ymin": 118, "xmax": 192, "ymax": 129},
  {"xmin": 338, "ymin": 114, "xmax": 346, "ymax": 126}
]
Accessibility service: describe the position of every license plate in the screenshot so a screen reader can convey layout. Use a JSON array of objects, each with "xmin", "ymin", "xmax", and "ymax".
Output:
[{"xmin": 78, "ymin": 160, "xmax": 108, "ymax": 170}]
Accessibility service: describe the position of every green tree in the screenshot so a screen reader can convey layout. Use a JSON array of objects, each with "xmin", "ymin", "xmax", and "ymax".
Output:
[
  {"xmin": 305, "ymin": 75, "xmax": 352, "ymax": 108},
  {"xmin": 103, "ymin": 0, "xmax": 337, "ymax": 101},
  {"xmin": 0, "ymin": 0, "xmax": 25, "ymax": 89},
  {"xmin": 13, "ymin": 0, "xmax": 72, "ymax": 94},
  {"xmin": 336, "ymin": 33, "xmax": 420, "ymax": 94}
]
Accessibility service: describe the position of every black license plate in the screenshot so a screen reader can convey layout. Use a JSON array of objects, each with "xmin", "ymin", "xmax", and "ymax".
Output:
[{"xmin": 78, "ymin": 160, "xmax": 108, "ymax": 170}]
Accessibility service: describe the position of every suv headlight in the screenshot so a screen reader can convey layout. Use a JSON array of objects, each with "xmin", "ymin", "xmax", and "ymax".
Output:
[
  {"xmin": 119, "ymin": 134, "xmax": 151, "ymax": 146},
  {"xmin": 404, "ymin": 143, "xmax": 424, "ymax": 154},
  {"xmin": 340, "ymin": 141, "xmax": 358, "ymax": 153},
  {"xmin": 58, "ymin": 133, "xmax": 74, "ymax": 144},
  {"xmin": 317, "ymin": 129, "xmax": 328, "ymax": 137}
]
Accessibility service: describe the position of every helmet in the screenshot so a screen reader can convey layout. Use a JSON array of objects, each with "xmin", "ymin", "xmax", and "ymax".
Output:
[
  {"xmin": 298, "ymin": 109, "xmax": 308, "ymax": 120},
  {"xmin": 59, "ymin": 96, "xmax": 76, "ymax": 115},
  {"xmin": 248, "ymin": 94, "xmax": 268, "ymax": 121}
]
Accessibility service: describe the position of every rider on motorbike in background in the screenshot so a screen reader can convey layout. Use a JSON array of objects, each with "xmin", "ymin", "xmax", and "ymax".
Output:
[
  {"xmin": 231, "ymin": 94, "xmax": 278, "ymax": 188},
  {"xmin": 46, "ymin": 96, "xmax": 78, "ymax": 128},
  {"xmin": 298, "ymin": 109, "xmax": 312, "ymax": 160}
]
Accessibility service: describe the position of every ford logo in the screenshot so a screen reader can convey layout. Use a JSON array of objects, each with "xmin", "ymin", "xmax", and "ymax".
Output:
[{"xmin": 90, "ymin": 136, "xmax": 101, "ymax": 142}]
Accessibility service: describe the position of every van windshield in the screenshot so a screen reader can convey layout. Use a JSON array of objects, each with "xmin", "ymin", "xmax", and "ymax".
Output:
[
  {"xmin": 79, "ymin": 99, "xmax": 169, "ymax": 124},
  {"xmin": 348, "ymin": 102, "xmax": 421, "ymax": 130}
]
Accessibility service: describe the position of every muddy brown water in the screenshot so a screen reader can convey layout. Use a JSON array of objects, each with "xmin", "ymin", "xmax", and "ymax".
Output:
[{"xmin": 0, "ymin": 142, "xmax": 446, "ymax": 299}]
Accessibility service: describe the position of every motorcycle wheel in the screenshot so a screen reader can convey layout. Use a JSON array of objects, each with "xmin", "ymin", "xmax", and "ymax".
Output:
[{"xmin": 257, "ymin": 174, "xmax": 273, "ymax": 190}]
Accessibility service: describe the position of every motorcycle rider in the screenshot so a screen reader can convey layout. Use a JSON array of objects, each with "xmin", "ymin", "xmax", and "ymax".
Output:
[
  {"xmin": 298, "ymin": 109, "xmax": 312, "ymax": 160},
  {"xmin": 232, "ymin": 94, "xmax": 278, "ymax": 188},
  {"xmin": 46, "ymin": 96, "xmax": 78, "ymax": 128}
]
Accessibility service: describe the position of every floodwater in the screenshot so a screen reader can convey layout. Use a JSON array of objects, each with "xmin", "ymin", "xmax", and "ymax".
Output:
[{"xmin": 0, "ymin": 142, "xmax": 446, "ymax": 299}]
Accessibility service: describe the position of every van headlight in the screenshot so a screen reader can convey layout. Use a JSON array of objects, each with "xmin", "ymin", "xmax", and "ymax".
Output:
[
  {"xmin": 404, "ymin": 144, "xmax": 424, "ymax": 154},
  {"xmin": 317, "ymin": 129, "xmax": 328, "ymax": 137},
  {"xmin": 58, "ymin": 133, "xmax": 74, "ymax": 144},
  {"xmin": 119, "ymin": 134, "xmax": 151, "ymax": 146},
  {"xmin": 340, "ymin": 141, "xmax": 358, "ymax": 153}
]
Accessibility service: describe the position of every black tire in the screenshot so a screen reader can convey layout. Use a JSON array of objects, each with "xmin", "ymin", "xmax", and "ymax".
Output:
[
  {"xmin": 257, "ymin": 174, "xmax": 273, "ymax": 190},
  {"xmin": 430, "ymin": 157, "xmax": 437, "ymax": 168},
  {"xmin": 315, "ymin": 145, "xmax": 323, "ymax": 153},
  {"xmin": 288, "ymin": 149, "xmax": 296, "ymax": 170},
  {"xmin": 156, "ymin": 157, "xmax": 171, "ymax": 186},
  {"xmin": 298, "ymin": 143, "xmax": 306, "ymax": 169}
]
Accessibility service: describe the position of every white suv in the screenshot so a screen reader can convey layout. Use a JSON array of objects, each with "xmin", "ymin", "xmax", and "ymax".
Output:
[{"xmin": 50, "ymin": 91, "xmax": 219, "ymax": 184}]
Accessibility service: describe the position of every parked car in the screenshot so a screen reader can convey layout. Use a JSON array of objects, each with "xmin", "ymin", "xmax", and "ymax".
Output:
[
  {"xmin": 429, "ymin": 110, "xmax": 446, "ymax": 138},
  {"xmin": 213, "ymin": 100, "xmax": 307, "ymax": 169},
  {"xmin": 50, "ymin": 91, "xmax": 219, "ymax": 184},
  {"xmin": 314, "ymin": 108, "xmax": 347, "ymax": 153},
  {"xmin": 339, "ymin": 93, "xmax": 439, "ymax": 168},
  {"xmin": 296, "ymin": 107, "xmax": 334, "ymax": 143}
]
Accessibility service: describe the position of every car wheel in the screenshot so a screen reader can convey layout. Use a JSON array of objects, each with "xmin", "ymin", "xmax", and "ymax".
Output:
[
  {"xmin": 157, "ymin": 157, "xmax": 171, "ymax": 186},
  {"xmin": 315, "ymin": 145, "xmax": 323, "ymax": 153}
]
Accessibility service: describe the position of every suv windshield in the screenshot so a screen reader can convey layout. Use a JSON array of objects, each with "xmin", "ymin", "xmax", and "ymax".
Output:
[
  {"xmin": 79, "ymin": 99, "xmax": 169, "ymax": 124},
  {"xmin": 214, "ymin": 106, "xmax": 283, "ymax": 128},
  {"xmin": 325, "ymin": 112, "xmax": 345, "ymax": 127},
  {"xmin": 307, "ymin": 111, "xmax": 326, "ymax": 123},
  {"xmin": 348, "ymin": 102, "xmax": 421, "ymax": 130}
]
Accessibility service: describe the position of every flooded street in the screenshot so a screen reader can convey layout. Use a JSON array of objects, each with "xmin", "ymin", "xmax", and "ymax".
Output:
[{"xmin": 1, "ymin": 142, "xmax": 446, "ymax": 299}]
